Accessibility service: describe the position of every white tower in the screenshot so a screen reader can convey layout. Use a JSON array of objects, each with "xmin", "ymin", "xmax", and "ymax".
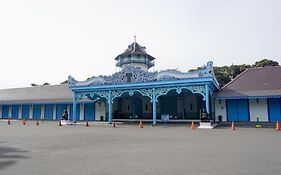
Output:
[{"xmin": 115, "ymin": 37, "xmax": 155, "ymax": 72}]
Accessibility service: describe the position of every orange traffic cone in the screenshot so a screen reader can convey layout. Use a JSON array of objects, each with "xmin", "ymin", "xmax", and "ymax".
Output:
[
  {"xmin": 275, "ymin": 121, "xmax": 280, "ymax": 131},
  {"xmin": 86, "ymin": 121, "xmax": 89, "ymax": 127},
  {"xmin": 231, "ymin": 121, "xmax": 235, "ymax": 130},
  {"xmin": 58, "ymin": 120, "xmax": 62, "ymax": 126},
  {"xmin": 8, "ymin": 117, "xmax": 11, "ymax": 125},
  {"xmin": 112, "ymin": 120, "xmax": 116, "ymax": 127},
  {"xmin": 138, "ymin": 120, "xmax": 143, "ymax": 128},
  {"xmin": 23, "ymin": 120, "xmax": 26, "ymax": 125},
  {"xmin": 191, "ymin": 120, "xmax": 195, "ymax": 129},
  {"xmin": 36, "ymin": 120, "xmax": 39, "ymax": 126}
]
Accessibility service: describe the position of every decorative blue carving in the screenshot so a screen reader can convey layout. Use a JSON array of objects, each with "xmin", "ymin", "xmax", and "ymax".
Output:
[
  {"xmin": 112, "ymin": 90, "xmax": 129, "ymax": 101},
  {"xmin": 68, "ymin": 76, "xmax": 77, "ymax": 86},
  {"xmin": 154, "ymin": 85, "xmax": 206, "ymax": 101},
  {"xmin": 75, "ymin": 91, "xmax": 109, "ymax": 101},
  {"xmin": 111, "ymin": 89, "xmax": 154, "ymax": 101},
  {"xmin": 198, "ymin": 61, "xmax": 214, "ymax": 77},
  {"xmin": 69, "ymin": 62, "xmax": 215, "ymax": 87},
  {"xmin": 138, "ymin": 88, "xmax": 153, "ymax": 99}
]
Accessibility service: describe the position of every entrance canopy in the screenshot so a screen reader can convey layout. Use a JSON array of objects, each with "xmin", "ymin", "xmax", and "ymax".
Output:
[{"xmin": 68, "ymin": 61, "xmax": 219, "ymax": 124}]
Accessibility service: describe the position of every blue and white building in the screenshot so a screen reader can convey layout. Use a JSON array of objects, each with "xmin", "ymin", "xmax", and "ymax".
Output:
[
  {"xmin": 0, "ymin": 40, "xmax": 219, "ymax": 124},
  {"xmin": 215, "ymin": 66, "xmax": 281, "ymax": 122},
  {"xmin": 2, "ymin": 40, "xmax": 279, "ymax": 123}
]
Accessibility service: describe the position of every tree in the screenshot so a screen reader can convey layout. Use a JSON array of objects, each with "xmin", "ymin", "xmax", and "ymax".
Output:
[
  {"xmin": 43, "ymin": 82, "xmax": 50, "ymax": 85},
  {"xmin": 31, "ymin": 83, "xmax": 38, "ymax": 87},
  {"xmin": 60, "ymin": 80, "xmax": 68, "ymax": 84},
  {"xmin": 253, "ymin": 59, "xmax": 279, "ymax": 67}
]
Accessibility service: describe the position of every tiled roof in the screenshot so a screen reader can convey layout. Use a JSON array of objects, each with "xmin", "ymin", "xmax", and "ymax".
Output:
[
  {"xmin": 115, "ymin": 42, "xmax": 156, "ymax": 60},
  {"xmin": 0, "ymin": 84, "xmax": 73, "ymax": 104},
  {"xmin": 216, "ymin": 66, "xmax": 281, "ymax": 98}
]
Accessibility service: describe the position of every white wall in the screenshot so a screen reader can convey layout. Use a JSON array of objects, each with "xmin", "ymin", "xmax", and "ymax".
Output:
[
  {"xmin": 80, "ymin": 104, "xmax": 84, "ymax": 120},
  {"xmin": 215, "ymin": 99, "xmax": 227, "ymax": 121},
  {"xmin": 95, "ymin": 102, "xmax": 106, "ymax": 121},
  {"xmin": 249, "ymin": 99, "xmax": 268, "ymax": 122}
]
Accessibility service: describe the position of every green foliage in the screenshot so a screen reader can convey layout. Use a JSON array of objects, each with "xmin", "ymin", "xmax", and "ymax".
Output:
[
  {"xmin": 253, "ymin": 59, "xmax": 279, "ymax": 67},
  {"xmin": 60, "ymin": 80, "xmax": 68, "ymax": 84},
  {"xmin": 31, "ymin": 83, "xmax": 38, "ymax": 87}
]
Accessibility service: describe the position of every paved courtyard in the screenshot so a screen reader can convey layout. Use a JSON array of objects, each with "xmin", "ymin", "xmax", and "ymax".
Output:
[{"xmin": 0, "ymin": 120, "xmax": 280, "ymax": 175}]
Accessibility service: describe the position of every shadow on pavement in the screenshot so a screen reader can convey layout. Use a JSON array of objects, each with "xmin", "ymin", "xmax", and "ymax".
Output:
[{"xmin": 0, "ymin": 145, "xmax": 29, "ymax": 170}]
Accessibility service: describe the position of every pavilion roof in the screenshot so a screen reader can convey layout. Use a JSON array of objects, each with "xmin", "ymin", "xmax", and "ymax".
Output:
[
  {"xmin": 0, "ymin": 84, "xmax": 73, "ymax": 104},
  {"xmin": 115, "ymin": 42, "xmax": 156, "ymax": 61},
  {"xmin": 215, "ymin": 66, "xmax": 281, "ymax": 99}
]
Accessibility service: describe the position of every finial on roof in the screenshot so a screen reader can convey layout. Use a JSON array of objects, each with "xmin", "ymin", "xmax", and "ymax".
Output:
[{"xmin": 134, "ymin": 34, "xmax": 136, "ymax": 43}]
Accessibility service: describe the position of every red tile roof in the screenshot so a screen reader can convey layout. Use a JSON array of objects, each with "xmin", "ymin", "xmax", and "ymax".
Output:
[{"xmin": 216, "ymin": 66, "xmax": 281, "ymax": 98}]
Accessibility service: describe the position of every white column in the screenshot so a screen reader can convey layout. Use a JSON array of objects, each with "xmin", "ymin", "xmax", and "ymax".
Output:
[
  {"xmin": 18, "ymin": 105, "xmax": 22, "ymax": 119},
  {"xmin": 0, "ymin": 105, "xmax": 2, "ymax": 118},
  {"xmin": 29, "ymin": 105, "xmax": 33, "ymax": 119},
  {"xmin": 41, "ymin": 105, "xmax": 45, "ymax": 120},
  {"xmin": 80, "ymin": 104, "xmax": 84, "ymax": 121},
  {"xmin": 53, "ymin": 105, "xmax": 57, "ymax": 120},
  {"xmin": 8, "ymin": 105, "xmax": 12, "ymax": 118}
]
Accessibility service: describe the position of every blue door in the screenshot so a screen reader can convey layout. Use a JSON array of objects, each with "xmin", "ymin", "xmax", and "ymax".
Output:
[
  {"xmin": 227, "ymin": 100, "xmax": 238, "ymax": 121},
  {"xmin": 11, "ymin": 105, "xmax": 19, "ymax": 119},
  {"xmin": 33, "ymin": 104, "xmax": 41, "ymax": 120},
  {"xmin": 227, "ymin": 99, "xmax": 249, "ymax": 122},
  {"xmin": 237, "ymin": 100, "xmax": 249, "ymax": 121},
  {"xmin": 268, "ymin": 99, "xmax": 281, "ymax": 122},
  {"xmin": 69, "ymin": 104, "xmax": 80, "ymax": 121},
  {"xmin": 44, "ymin": 104, "xmax": 53, "ymax": 120},
  {"xmin": 84, "ymin": 103, "xmax": 95, "ymax": 121},
  {"xmin": 2, "ymin": 105, "xmax": 10, "ymax": 119},
  {"xmin": 56, "ymin": 104, "xmax": 67, "ymax": 120},
  {"xmin": 22, "ymin": 105, "xmax": 30, "ymax": 119}
]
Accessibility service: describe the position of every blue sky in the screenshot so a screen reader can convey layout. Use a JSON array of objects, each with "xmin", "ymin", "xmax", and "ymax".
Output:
[{"xmin": 0, "ymin": 0, "xmax": 280, "ymax": 88}]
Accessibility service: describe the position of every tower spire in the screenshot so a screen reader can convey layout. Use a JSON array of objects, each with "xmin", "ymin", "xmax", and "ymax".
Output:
[{"xmin": 134, "ymin": 34, "xmax": 136, "ymax": 43}]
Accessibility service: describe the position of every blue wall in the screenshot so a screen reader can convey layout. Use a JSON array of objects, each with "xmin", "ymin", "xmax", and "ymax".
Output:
[
  {"xmin": 2, "ymin": 105, "xmax": 10, "ymax": 119},
  {"xmin": 226, "ymin": 99, "xmax": 249, "ymax": 122},
  {"xmin": 56, "ymin": 104, "xmax": 67, "ymax": 120},
  {"xmin": 22, "ymin": 105, "xmax": 30, "ymax": 119},
  {"xmin": 33, "ymin": 104, "xmax": 41, "ymax": 120},
  {"xmin": 11, "ymin": 105, "xmax": 19, "ymax": 119},
  {"xmin": 268, "ymin": 98, "xmax": 281, "ymax": 122},
  {"xmin": 84, "ymin": 103, "xmax": 95, "ymax": 121},
  {"xmin": 44, "ymin": 104, "xmax": 54, "ymax": 120}
]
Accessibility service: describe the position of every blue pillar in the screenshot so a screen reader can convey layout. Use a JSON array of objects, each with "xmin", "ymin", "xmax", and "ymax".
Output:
[
  {"xmin": 205, "ymin": 84, "xmax": 210, "ymax": 114},
  {"xmin": 108, "ymin": 91, "xmax": 113, "ymax": 124},
  {"xmin": 72, "ymin": 95, "xmax": 77, "ymax": 123},
  {"xmin": 152, "ymin": 88, "xmax": 157, "ymax": 126}
]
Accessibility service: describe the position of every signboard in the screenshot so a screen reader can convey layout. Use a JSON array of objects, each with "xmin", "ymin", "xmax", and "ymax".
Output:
[{"xmin": 161, "ymin": 114, "xmax": 170, "ymax": 122}]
